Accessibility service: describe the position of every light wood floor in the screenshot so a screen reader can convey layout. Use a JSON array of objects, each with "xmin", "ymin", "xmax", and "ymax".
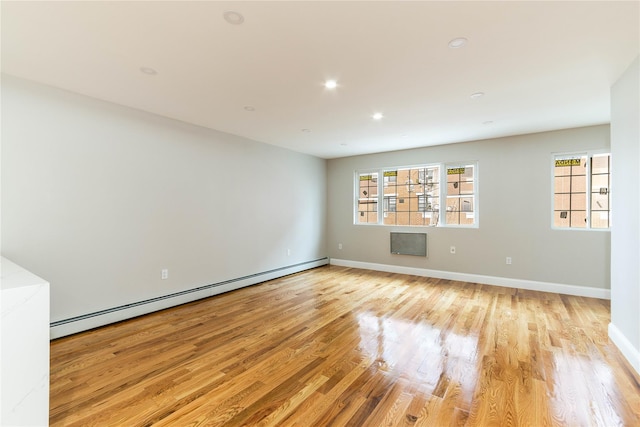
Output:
[{"xmin": 50, "ymin": 266, "xmax": 640, "ymax": 426}]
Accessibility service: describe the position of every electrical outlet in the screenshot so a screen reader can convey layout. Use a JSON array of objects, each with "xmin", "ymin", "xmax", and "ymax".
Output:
[
  {"xmin": 161, "ymin": 269, "xmax": 168, "ymax": 279},
  {"xmin": 506, "ymin": 257, "xmax": 512, "ymax": 265},
  {"xmin": 450, "ymin": 246, "xmax": 456, "ymax": 254},
  {"xmin": 338, "ymin": 243, "xmax": 343, "ymax": 250}
]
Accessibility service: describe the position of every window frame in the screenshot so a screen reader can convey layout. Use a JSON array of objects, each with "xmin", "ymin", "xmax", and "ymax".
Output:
[
  {"xmin": 443, "ymin": 162, "xmax": 478, "ymax": 228},
  {"xmin": 551, "ymin": 150, "xmax": 611, "ymax": 231},
  {"xmin": 354, "ymin": 161, "xmax": 478, "ymax": 228},
  {"xmin": 355, "ymin": 170, "xmax": 380, "ymax": 225}
]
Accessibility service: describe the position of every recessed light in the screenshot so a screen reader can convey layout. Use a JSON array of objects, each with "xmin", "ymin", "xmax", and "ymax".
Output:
[
  {"xmin": 302, "ymin": 128, "xmax": 311, "ymax": 133},
  {"xmin": 340, "ymin": 143, "xmax": 347, "ymax": 146},
  {"xmin": 224, "ymin": 10, "xmax": 244, "ymax": 25},
  {"xmin": 448, "ymin": 37, "xmax": 468, "ymax": 48},
  {"xmin": 470, "ymin": 92, "xmax": 485, "ymax": 99},
  {"xmin": 140, "ymin": 67, "xmax": 158, "ymax": 75},
  {"xmin": 372, "ymin": 112, "xmax": 384, "ymax": 120},
  {"xmin": 243, "ymin": 106, "xmax": 255, "ymax": 111},
  {"xmin": 483, "ymin": 120, "xmax": 494, "ymax": 125},
  {"xmin": 324, "ymin": 80, "xmax": 337, "ymax": 89}
]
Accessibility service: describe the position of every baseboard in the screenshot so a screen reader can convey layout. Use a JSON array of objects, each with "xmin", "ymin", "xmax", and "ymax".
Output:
[
  {"xmin": 608, "ymin": 323, "xmax": 640, "ymax": 376},
  {"xmin": 50, "ymin": 258, "xmax": 329, "ymax": 339},
  {"xmin": 329, "ymin": 258, "xmax": 611, "ymax": 300}
]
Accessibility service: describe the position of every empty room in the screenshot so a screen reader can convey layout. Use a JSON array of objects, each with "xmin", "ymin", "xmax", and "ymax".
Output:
[{"xmin": 1, "ymin": 1, "xmax": 639, "ymax": 426}]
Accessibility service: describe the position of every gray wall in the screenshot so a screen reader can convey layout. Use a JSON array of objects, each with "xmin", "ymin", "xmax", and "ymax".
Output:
[
  {"xmin": 610, "ymin": 56, "xmax": 640, "ymax": 370},
  {"xmin": 1, "ymin": 75, "xmax": 327, "ymax": 324},
  {"xmin": 327, "ymin": 125, "xmax": 611, "ymax": 289}
]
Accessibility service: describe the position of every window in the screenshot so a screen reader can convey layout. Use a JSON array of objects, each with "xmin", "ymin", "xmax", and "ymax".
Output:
[
  {"xmin": 357, "ymin": 172, "xmax": 378, "ymax": 224},
  {"xmin": 382, "ymin": 166, "xmax": 440, "ymax": 226},
  {"xmin": 445, "ymin": 164, "xmax": 476, "ymax": 226},
  {"xmin": 354, "ymin": 162, "xmax": 473, "ymax": 227},
  {"xmin": 553, "ymin": 152, "xmax": 610, "ymax": 229}
]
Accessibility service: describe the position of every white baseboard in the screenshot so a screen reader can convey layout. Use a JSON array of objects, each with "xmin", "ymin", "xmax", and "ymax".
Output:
[
  {"xmin": 50, "ymin": 258, "xmax": 329, "ymax": 339},
  {"xmin": 608, "ymin": 323, "xmax": 640, "ymax": 376},
  {"xmin": 329, "ymin": 258, "xmax": 611, "ymax": 300}
]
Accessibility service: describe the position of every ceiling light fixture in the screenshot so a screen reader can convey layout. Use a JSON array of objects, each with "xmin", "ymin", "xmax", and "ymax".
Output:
[
  {"xmin": 324, "ymin": 80, "xmax": 337, "ymax": 89},
  {"xmin": 372, "ymin": 112, "xmax": 384, "ymax": 120},
  {"xmin": 140, "ymin": 67, "xmax": 158, "ymax": 75},
  {"xmin": 243, "ymin": 106, "xmax": 255, "ymax": 111},
  {"xmin": 223, "ymin": 11, "xmax": 245, "ymax": 25},
  {"xmin": 470, "ymin": 92, "xmax": 485, "ymax": 99},
  {"xmin": 448, "ymin": 37, "xmax": 468, "ymax": 48},
  {"xmin": 302, "ymin": 128, "xmax": 311, "ymax": 133},
  {"xmin": 483, "ymin": 120, "xmax": 494, "ymax": 125}
]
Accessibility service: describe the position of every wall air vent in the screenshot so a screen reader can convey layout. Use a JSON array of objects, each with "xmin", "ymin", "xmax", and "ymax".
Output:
[{"xmin": 390, "ymin": 232, "xmax": 427, "ymax": 257}]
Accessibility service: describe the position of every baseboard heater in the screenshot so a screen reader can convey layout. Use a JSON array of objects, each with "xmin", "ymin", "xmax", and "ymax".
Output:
[
  {"xmin": 50, "ymin": 257, "xmax": 328, "ymax": 338},
  {"xmin": 390, "ymin": 232, "xmax": 427, "ymax": 257}
]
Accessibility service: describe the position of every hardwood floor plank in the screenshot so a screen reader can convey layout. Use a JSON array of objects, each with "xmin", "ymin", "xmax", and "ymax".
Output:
[{"xmin": 50, "ymin": 266, "xmax": 640, "ymax": 426}]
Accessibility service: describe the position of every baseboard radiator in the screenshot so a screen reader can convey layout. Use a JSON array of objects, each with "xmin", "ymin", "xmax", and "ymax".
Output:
[{"xmin": 50, "ymin": 258, "xmax": 329, "ymax": 339}]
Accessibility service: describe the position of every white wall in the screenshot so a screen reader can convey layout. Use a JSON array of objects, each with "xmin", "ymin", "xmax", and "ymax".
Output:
[
  {"xmin": 327, "ymin": 126, "xmax": 611, "ymax": 294},
  {"xmin": 1, "ymin": 258, "xmax": 49, "ymax": 426},
  {"xmin": 1, "ymin": 75, "xmax": 327, "ymax": 335},
  {"xmin": 610, "ymin": 56, "xmax": 640, "ymax": 374}
]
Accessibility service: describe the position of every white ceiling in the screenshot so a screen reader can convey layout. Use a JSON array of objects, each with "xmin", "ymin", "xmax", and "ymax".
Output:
[{"xmin": 2, "ymin": 1, "xmax": 638, "ymax": 159}]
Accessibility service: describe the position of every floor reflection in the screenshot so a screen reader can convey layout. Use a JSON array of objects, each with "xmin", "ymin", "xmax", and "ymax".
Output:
[{"xmin": 355, "ymin": 311, "xmax": 479, "ymax": 403}]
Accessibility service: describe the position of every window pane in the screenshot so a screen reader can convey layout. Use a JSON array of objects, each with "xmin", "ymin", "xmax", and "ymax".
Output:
[
  {"xmin": 446, "ymin": 197, "xmax": 460, "ymax": 211},
  {"xmin": 357, "ymin": 209, "xmax": 378, "ymax": 224},
  {"xmin": 570, "ymin": 193, "xmax": 587, "ymax": 210},
  {"xmin": 397, "ymin": 197, "xmax": 409, "ymax": 212},
  {"xmin": 446, "ymin": 212, "xmax": 460, "ymax": 225},
  {"xmin": 460, "ymin": 213, "xmax": 475, "ymax": 225},
  {"xmin": 554, "ymin": 211, "xmax": 570, "ymax": 227},
  {"xmin": 410, "ymin": 212, "xmax": 425, "ymax": 226},
  {"xmin": 572, "ymin": 157, "xmax": 587, "ymax": 175},
  {"xmin": 554, "ymin": 176, "xmax": 571, "ymax": 193},
  {"xmin": 571, "ymin": 175, "xmax": 586, "ymax": 192},
  {"xmin": 424, "ymin": 212, "xmax": 437, "ymax": 226},
  {"xmin": 445, "ymin": 164, "xmax": 475, "ymax": 226},
  {"xmin": 383, "ymin": 212, "xmax": 396, "ymax": 225},
  {"xmin": 591, "ymin": 211, "xmax": 609, "ymax": 229},
  {"xmin": 570, "ymin": 211, "xmax": 587, "ymax": 228},
  {"xmin": 592, "ymin": 154, "xmax": 610, "ymax": 174},
  {"xmin": 591, "ymin": 174, "xmax": 609, "ymax": 191},
  {"xmin": 357, "ymin": 172, "xmax": 378, "ymax": 224},
  {"xmin": 460, "ymin": 182, "xmax": 474, "ymax": 194},
  {"xmin": 395, "ymin": 212, "xmax": 410, "ymax": 225},
  {"xmin": 554, "ymin": 194, "xmax": 571, "ymax": 211},
  {"xmin": 460, "ymin": 197, "xmax": 474, "ymax": 212},
  {"xmin": 554, "ymin": 164, "xmax": 572, "ymax": 177},
  {"xmin": 447, "ymin": 182, "xmax": 460, "ymax": 195},
  {"xmin": 591, "ymin": 193, "xmax": 609, "ymax": 211},
  {"xmin": 381, "ymin": 166, "xmax": 442, "ymax": 226}
]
